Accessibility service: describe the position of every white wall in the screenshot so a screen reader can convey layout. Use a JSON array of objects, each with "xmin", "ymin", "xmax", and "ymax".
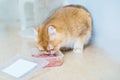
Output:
[
  {"xmin": 0, "ymin": 0, "xmax": 19, "ymax": 22},
  {"xmin": 87, "ymin": 0, "xmax": 120, "ymax": 63}
]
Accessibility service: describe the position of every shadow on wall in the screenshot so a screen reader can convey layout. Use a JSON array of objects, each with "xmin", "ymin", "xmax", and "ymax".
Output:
[{"xmin": 68, "ymin": 0, "xmax": 120, "ymax": 63}]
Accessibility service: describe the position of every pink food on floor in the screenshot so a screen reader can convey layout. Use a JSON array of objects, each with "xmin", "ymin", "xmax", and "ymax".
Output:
[
  {"xmin": 32, "ymin": 53, "xmax": 57, "ymax": 57},
  {"xmin": 32, "ymin": 51, "xmax": 64, "ymax": 67}
]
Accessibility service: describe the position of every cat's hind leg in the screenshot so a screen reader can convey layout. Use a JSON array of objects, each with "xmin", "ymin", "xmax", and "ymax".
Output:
[
  {"xmin": 73, "ymin": 38, "xmax": 84, "ymax": 54},
  {"xmin": 73, "ymin": 34, "xmax": 91, "ymax": 54}
]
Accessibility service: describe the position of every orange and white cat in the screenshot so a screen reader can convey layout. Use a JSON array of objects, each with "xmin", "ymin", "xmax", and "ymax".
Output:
[{"xmin": 35, "ymin": 5, "xmax": 92, "ymax": 54}]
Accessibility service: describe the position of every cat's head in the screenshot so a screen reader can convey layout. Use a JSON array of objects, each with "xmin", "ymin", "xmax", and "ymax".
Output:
[{"xmin": 35, "ymin": 25, "xmax": 63, "ymax": 53}]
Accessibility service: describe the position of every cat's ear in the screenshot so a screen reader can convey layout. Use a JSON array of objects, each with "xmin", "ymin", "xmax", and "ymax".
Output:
[{"xmin": 48, "ymin": 26, "xmax": 56, "ymax": 41}]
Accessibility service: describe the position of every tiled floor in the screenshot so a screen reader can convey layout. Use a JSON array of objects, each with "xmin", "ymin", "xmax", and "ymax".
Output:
[{"xmin": 0, "ymin": 25, "xmax": 120, "ymax": 80}]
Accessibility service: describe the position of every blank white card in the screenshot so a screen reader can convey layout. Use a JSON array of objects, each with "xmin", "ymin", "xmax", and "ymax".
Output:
[{"xmin": 2, "ymin": 59, "xmax": 37, "ymax": 78}]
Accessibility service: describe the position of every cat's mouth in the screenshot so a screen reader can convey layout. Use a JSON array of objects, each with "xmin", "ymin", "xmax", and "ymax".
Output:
[
  {"xmin": 37, "ymin": 46, "xmax": 59, "ymax": 54},
  {"xmin": 38, "ymin": 49, "xmax": 57, "ymax": 54}
]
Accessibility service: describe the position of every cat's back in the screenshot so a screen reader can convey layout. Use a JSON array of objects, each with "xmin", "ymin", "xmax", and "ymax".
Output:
[{"xmin": 46, "ymin": 5, "xmax": 92, "ymax": 37}]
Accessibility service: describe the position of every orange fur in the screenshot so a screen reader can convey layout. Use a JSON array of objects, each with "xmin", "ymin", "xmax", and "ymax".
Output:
[{"xmin": 36, "ymin": 5, "xmax": 92, "ymax": 54}]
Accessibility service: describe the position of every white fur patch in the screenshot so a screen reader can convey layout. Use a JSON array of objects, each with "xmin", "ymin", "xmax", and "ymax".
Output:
[{"xmin": 61, "ymin": 37, "xmax": 75, "ymax": 48}]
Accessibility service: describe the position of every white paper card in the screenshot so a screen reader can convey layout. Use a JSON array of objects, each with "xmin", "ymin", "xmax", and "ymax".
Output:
[{"xmin": 2, "ymin": 59, "xmax": 37, "ymax": 78}]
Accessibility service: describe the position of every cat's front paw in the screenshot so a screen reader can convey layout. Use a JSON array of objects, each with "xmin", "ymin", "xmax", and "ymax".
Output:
[{"xmin": 73, "ymin": 48, "xmax": 83, "ymax": 54}]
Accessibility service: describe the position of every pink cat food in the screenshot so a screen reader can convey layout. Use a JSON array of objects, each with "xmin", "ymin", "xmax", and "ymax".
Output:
[{"xmin": 32, "ymin": 51, "xmax": 64, "ymax": 67}]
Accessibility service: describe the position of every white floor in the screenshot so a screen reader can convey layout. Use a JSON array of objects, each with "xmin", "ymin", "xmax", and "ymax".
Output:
[{"xmin": 0, "ymin": 25, "xmax": 120, "ymax": 80}]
